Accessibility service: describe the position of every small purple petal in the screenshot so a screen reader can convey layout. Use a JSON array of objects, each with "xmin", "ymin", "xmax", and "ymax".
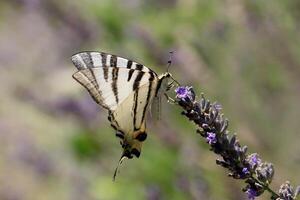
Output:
[
  {"xmin": 206, "ymin": 132, "xmax": 217, "ymax": 145},
  {"xmin": 245, "ymin": 188, "xmax": 257, "ymax": 200},
  {"xmin": 242, "ymin": 167, "xmax": 250, "ymax": 175},
  {"xmin": 278, "ymin": 181, "xmax": 295, "ymax": 199},
  {"xmin": 175, "ymin": 86, "xmax": 194, "ymax": 101},
  {"xmin": 246, "ymin": 153, "xmax": 261, "ymax": 169},
  {"xmin": 214, "ymin": 103, "xmax": 222, "ymax": 111}
]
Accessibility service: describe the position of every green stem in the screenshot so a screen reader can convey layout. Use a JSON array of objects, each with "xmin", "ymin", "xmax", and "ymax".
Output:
[{"xmin": 251, "ymin": 176, "xmax": 280, "ymax": 199}]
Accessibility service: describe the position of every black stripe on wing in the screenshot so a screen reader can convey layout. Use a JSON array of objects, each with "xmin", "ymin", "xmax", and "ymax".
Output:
[
  {"xmin": 141, "ymin": 72, "xmax": 155, "ymax": 123},
  {"xmin": 110, "ymin": 55, "xmax": 117, "ymax": 67},
  {"xmin": 86, "ymin": 53, "xmax": 101, "ymax": 90},
  {"xmin": 133, "ymin": 71, "xmax": 145, "ymax": 91},
  {"xmin": 127, "ymin": 69, "xmax": 135, "ymax": 82},
  {"xmin": 112, "ymin": 67, "xmax": 119, "ymax": 103},
  {"xmin": 83, "ymin": 53, "xmax": 94, "ymax": 68},
  {"xmin": 133, "ymin": 90, "xmax": 139, "ymax": 131},
  {"xmin": 132, "ymin": 71, "xmax": 145, "ymax": 130},
  {"xmin": 103, "ymin": 66, "xmax": 109, "ymax": 82},
  {"xmin": 136, "ymin": 64, "xmax": 143, "ymax": 71},
  {"xmin": 155, "ymin": 79, "xmax": 162, "ymax": 96},
  {"xmin": 127, "ymin": 60, "xmax": 133, "ymax": 69},
  {"xmin": 101, "ymin": 52, "xmax": 107, "ymax": 67}
]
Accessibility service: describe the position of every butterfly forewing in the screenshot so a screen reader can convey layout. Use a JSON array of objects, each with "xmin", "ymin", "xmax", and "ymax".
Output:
[
  {"xmin": 72, "ymin": 52, "xmax": 155, "ymax": 73},
  {"xmin": 73, "ymin": 67, "xmax": 157, "ymax": 111}
]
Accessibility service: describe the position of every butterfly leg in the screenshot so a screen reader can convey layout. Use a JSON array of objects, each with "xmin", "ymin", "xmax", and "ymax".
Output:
[
  {"xmin": 166, "ymin": 81, "xmax": 175, "ymax": 91},
  {"xmin": 164, "ymin": 93, "xmax": 176, "ymax": 104}
]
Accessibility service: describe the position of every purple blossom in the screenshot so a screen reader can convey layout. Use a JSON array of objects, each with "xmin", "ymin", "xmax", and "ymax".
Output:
[
  {"xmin": 255, "ymin": 162, "xmax": 274, "ymax": 183},
  {"xmin": 245, "ymin": 188, "xmax": 257, "ymax": 200},
  {"xmin": 175, "ymin": 86, "xmax": 194, "ymax": 101},
  {"xmin": 247, "ymin": 153, "xmax": 261, "ymax": 169},
  {"xmin": 206, "ymin": 132, "xmax": 217, "ymax": 145},
  {"xmin": 213, "ymin": 103, "xmax": 222, "ymax": 111},
  {"xmin": 278, "ymin": 181, "xmax": 296, "ymax": 199},
  {"xmin": 242, "ymin": 167, "xmax": 250, "ymax": 175}
]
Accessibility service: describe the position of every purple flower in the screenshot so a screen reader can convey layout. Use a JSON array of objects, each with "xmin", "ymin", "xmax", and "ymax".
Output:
[
  {"xmin": 255, "ymin": 162, "xmax": 274, "ymax": 183},
  {"xmin": 213, "ymin": 103, "xmax": 222, "ymax": 111},
  {"xmin": 206, "ymin": 132, "xmax": 217, "ymax": 145},
  {"xmin": 278, "ymin": 181, "xmax": 295, "ymax": 199},
  {"xmin": 175, "ymin": 86, "xmax": 194, "ymax": 101},
  {"xmin": 242, "ymin": 167, "xmax": 250, "ymax": 175},
  {"xmin": 245, "ymin": 188, "xmax": 257, "ymax": 200},
  {"xmin": 246, "ymin": 153, "xmax": 261, "ymax": 169}
]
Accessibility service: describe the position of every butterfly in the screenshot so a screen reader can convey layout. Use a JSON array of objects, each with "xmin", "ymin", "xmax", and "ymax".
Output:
[{"xmin": 71, "ymin": 51, "xmax": 177, "ymax": 179}]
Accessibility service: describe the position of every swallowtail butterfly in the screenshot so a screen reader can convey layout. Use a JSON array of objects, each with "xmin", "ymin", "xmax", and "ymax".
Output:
[{"xmin": 71, "ymin": 51, "xmax": 177, "ymax": 179}]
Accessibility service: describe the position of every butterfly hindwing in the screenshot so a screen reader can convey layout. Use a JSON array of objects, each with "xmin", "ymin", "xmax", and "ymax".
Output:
[{"xmin": 110, "ymin": 79, "xmax": 157, "ymax": 133}]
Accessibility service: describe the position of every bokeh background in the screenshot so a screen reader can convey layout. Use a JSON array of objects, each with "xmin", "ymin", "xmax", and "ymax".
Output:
[{"xmin": 0, "ymin": 0, "xmax": 299, "ymax": 199}]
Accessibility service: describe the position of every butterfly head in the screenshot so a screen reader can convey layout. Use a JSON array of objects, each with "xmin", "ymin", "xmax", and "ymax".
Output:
[{"xmin": 158, "ymin": 72, "xmax": 180, "ymax": 94}]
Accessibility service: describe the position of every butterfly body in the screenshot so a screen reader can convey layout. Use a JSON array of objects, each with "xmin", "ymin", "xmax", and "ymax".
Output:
[{"xmin": 72, "ymin": 52, "xmax": 172, "ymax": 159}]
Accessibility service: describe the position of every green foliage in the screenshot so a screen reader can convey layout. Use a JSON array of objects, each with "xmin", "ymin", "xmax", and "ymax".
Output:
[{"xmin": 71, "ymin": 130, "xmax": 103, "ymax": 160}]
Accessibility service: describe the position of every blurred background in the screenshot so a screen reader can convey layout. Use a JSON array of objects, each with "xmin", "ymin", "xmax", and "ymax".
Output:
[{"xmin": 0, "ymin": 0, "xmax": 299, "ymax": 199}]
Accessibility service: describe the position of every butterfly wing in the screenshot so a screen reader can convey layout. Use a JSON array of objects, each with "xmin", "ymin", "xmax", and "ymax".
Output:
[
  {"xmin": 72, "ymin": 51, "xmax": 155, "ymax": 73},
  {"xmin": 150, "ymin": 96, "xmax": 161, "ymax": 121},
  {"xmin": 110, "ymin": 79, "xmax": 157, "ymax": 134},
  {"xmin": 72, "ymin": 67, "xmax": 157, "ymax": 111},
  {"xmin": 72, "ymin": 52, "xmax": 158, "ymax": 111},
  {"xmin": 109, "ymin": 81, "xmax": 158, "ymax": 157}
]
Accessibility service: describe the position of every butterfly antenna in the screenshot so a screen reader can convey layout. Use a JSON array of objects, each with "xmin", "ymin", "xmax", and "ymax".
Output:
[
  {"xmin": 113, "ymin": 155, "xmax": 128, "ymax": 181},
  {"xmin": 167, "ymin": 51, "xmax": 173, "ymax": 72},
  {"xmin": 166, "ymin": 51, "xmax": 181, "ymax": 86}
]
